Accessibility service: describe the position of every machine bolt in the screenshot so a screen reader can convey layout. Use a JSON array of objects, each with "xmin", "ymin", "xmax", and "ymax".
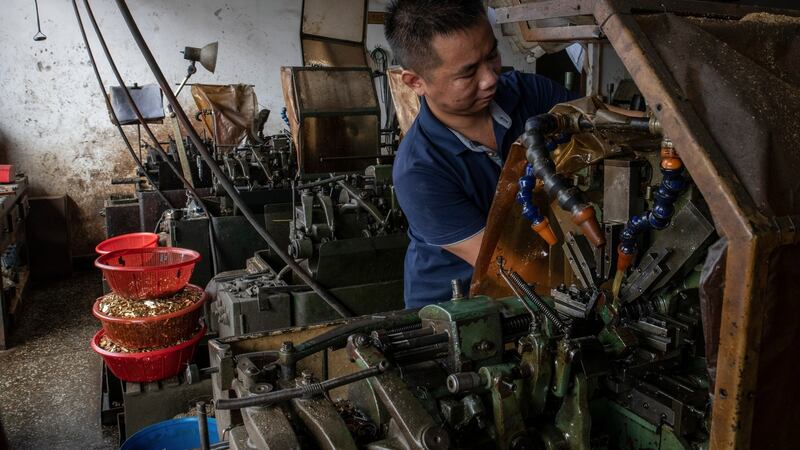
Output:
[
  {"xmin": 280, "ymin": 341, "xmax": 295, "ymax": 353},
  {"xmin": 450, "ymin": 279, "xmax": 464, "ymax": 300},
  {"xmin": 501, "ymin": 379, "xmax": 517, "ymax": 393},
  {"xmin": 353, "ymin": 334, "xmax": 372, "ymax": 348},
  {"xmin": 421, "ymin": 426, "xmax": 450, "ymax": 450},
  {"xmin": 474, "ymin": 340, "xmax": 494, "ymax": 353}
]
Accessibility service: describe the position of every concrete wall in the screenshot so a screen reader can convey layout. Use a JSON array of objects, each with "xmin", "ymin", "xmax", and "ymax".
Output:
[{"xmin": 0, "ymin": 0, "xmax": 534, "ymax": 257}]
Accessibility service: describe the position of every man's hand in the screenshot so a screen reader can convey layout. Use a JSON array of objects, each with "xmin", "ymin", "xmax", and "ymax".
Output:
[{"xmin": 442, "ymin": 229, "xmax": 485, "ymax": 266}]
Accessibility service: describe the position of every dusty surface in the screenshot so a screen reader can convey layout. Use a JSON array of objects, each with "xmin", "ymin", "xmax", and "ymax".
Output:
[{"xmin": 0, "ymin": 270, "xmax": 117, "ymax": 450}]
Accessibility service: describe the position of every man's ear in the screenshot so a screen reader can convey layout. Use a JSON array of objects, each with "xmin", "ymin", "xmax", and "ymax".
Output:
[{"xmin": 401, "ymin": 69, "xmax": 426, "ymax": 97}]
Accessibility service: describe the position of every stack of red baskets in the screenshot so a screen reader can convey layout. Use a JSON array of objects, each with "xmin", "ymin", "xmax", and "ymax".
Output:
[{"xmin": 90, "ymin": 233, "xmax": 204, "ymax": 382}]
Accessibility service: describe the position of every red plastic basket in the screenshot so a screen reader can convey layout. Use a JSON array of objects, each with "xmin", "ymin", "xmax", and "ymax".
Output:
[
  {"xmin": 92, "ymin": 285, "xmax": 207, "ymax": 349},
  {"xmin": 95, "ymin": 232, "xmax": 159, "ymax": 255},
  {"xmin": 90, "ymin": 324, "xmax": 206, "ymax": 383},
  {"xmin": 94, "ymin": 247, "xmax": 201, "ymax": 300}
]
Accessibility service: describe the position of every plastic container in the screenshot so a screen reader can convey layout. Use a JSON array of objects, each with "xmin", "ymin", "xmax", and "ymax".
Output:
[
  {"xmin": 95, "ymin": 232, "xmax": 159, "ymax": 255},
  {"xmin": 91, "ymin": 324, "xmax": 206, "ymax": 383},
  {"xmin": 94, "ymin": 247, "xmax": 201, "ymax": 300},
  {"xmin": 0, "ymin": 165, "xmax": 16, "ymax": 184},
  {"xmin": 120, "ymin": 417, "xmax": 219, "ymax": 450},
  {"xmin": 92, "ymin": 285, "xmax": 207, "ymax": 350}
]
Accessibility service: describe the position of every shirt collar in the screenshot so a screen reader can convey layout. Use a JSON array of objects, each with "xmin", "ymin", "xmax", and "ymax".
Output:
[
  {"xmin": 447, "ymin": 101, "xmax": 510, "ymax": 153},
  {"xmin": 417, "ymin": 95, "xmax": 515, "ymax": 156}
]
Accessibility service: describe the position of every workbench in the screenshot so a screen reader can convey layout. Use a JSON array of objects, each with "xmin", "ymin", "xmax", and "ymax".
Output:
[{"xmin": 0, "ymin": 177, "xmax": 30, "ymax": 350}]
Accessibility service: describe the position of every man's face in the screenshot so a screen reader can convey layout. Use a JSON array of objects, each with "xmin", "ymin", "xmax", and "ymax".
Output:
[{"xmin": 406, "ymin": 19, "xmax": 502, "ymax": 117}]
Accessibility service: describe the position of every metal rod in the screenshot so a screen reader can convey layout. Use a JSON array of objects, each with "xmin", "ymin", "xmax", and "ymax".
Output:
[
  {"xmin": 385, "ymin": 332, "xmax": 449, "ymax": 352},
  {"xmin": 196, "ymin": 401, "xmax": 210, "ymax": 450},
  {"xmin": 295, "ymin": 175, "xmax": 347, "ymax": 190},
  {"xmin": 318, "ymin": 154, "xmax": 394, "ymax": 162},
  {"xmin": 113, "ymin": 0, "xmax": 354, "ymax": 318},
  {"xmin": 215, "ymin": 362, "xmax": 387, "ymax": 410},
  {"xmin": 337, "ymin": 180, "xmax": 385, "ymax": 225},
  {"xmin": 82, "ymin": 0, "xmax": 211, "ymax": 216},
  {"xmin": 70, "ymin": 0, "xmax": 173, "ymax": 209}
]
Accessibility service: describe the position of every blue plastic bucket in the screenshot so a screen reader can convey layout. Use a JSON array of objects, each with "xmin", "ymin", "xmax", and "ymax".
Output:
[{"xmin": 120, "ymin": 417, "xmax": 220, "ymax": 450}]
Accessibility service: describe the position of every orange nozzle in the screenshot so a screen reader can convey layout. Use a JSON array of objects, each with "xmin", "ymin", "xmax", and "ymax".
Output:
[
  {"xmin": 616, "ymin": 246, "xmax": 635, "ymax": 272},
  {"xmin": 660, "ymin": 141, "xmax": 682, "ymax": 170},
  {"xmin": 532, "ymin": 218, "xmax": 557, "ymax": 246},
  {"xmin": 571, "ymin": 206, "xmax": 605, "ymax": 247}
]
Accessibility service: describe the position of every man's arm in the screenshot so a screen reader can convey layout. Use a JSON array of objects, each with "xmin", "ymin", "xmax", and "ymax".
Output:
[{"xmin": 442, "ymin": 229, "xmax": 484, "ymax": 266}]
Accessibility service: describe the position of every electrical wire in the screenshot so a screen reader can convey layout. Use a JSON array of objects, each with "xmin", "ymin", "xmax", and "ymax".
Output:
[
  {"xmin": 71, "ymin": 0, "xmax": 174, "ymax": 209},
  {"xmin": 113, "ymin": 0, "xmax": 354, "ymax": 318},
  {"xmin": 82, "ymin": 0, "xmax": 211, "ymax": 217}
]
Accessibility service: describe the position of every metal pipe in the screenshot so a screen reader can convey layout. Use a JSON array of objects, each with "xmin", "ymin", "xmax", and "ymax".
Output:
[
  {"xmin": 295, "ymin": 175, "xmax": 347, "ymax": 190},
  {"xmin": 82, "ymin": 0, "xmax": 211, "ymax": 215},
  {"xmin": 70, "ymin": 0, "xmax": 174, "ymax": 209},
  {"xmin": 337, "ymin": 180, "xmax": 385, "ymax": 226},
  {"xmin": 196, "ymin": 401, "xmax": 210, "ymax": 450},
  {"xmin": 215, "ymin": 362, "xmax": 388, "ymax": 410},
  {"xmin": 113, "ymin": 0, "xmax": 354, "ymax": 318}
]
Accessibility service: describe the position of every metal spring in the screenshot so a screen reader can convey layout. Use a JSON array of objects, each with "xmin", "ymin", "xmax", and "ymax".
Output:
[
  {"xmin": 502, "ymin": 315, "xmax": 533, "ymax": 336},
  {"xmin": 300, "ymin": 382, "xmax": 326, "ymax": 397},
  {"xmin": 386, "ymin": 323, "xmax": 422, "ymax": 335},
  {"xmin": 508, "ymin": 271, "xmax": 567, "ymax": 332}
]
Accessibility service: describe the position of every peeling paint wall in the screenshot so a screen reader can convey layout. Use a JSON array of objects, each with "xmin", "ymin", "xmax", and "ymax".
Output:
[{"xmin": 0, "ymin": 0, "xmax": 534, "ymax": 257}]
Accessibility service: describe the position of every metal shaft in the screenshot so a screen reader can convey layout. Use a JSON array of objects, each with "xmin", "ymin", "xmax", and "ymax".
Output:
[
  {"xmin": 215, "ymin": 362, "xmax": 387, "ymax": 410},
  {"xmin": 196, "ymin": 401, "xmax": 210, "ymax": 450},
  {"xmin": 384, "ymin": 332, "xmax": 449, "ymax": 352},
  {"xmin": 70, "ymin": 0, "xmax": 173, "ymax": 209},
  {"xmin": 113, "ymin": 0, "xmax": 354, "ymax": 318}
]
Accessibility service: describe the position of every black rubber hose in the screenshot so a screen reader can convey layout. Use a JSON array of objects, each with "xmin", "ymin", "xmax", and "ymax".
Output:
[
  {"xmin": 71, "ymin": 0, "xmax": 174, "ymax": 209},
  {"xmin": 524, "ymin": 113, "xmax": 604, "ymax": 247},
  {"xmin": 82, "ymin": 0, "xmax": 211, "ymax": 216},
  {"xmin": 112, "ymin": 0, "xmax": 354, "ymax": 318},
  {"xmin": 524, "ymin": 115, "xmax": 585, "ymax": 217}
]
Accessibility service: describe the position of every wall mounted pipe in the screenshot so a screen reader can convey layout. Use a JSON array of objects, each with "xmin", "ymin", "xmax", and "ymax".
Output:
[
  {"xmin": 112, "ymin": 0, "xmax": 354, "ymax": 318},
  {"xmin": 71, "ymin": 0, "xmax": 174, "ymax": 209}
]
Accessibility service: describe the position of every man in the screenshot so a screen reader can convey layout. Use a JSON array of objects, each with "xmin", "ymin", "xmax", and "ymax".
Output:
[{"xmin": 386, "ymin": 0, "xmax": 577, "ymax": 308}]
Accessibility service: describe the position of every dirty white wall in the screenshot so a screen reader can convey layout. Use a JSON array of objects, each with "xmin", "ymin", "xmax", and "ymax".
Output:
[{"xmin": 0, "ymin": 0, "xmax": 535, "ymax": 257}]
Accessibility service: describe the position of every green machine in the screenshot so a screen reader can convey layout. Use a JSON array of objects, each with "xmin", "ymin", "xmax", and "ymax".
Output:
[
  {"xmin": 206, "ymin": 272, "xmax": 709, "ymax": 449},
  {"xmin": 202, "ymin": 100, "xmax": 718, "ymax": 449}
]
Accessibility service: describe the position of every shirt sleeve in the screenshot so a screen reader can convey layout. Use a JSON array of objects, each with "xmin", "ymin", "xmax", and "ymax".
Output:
[
  {"xmin": 517, "ymin": 72, "xmax": 580, "ymax": 113},
  {"xmin": 394, "ymin": 167, "xmax": 487, "ymax": 247}
]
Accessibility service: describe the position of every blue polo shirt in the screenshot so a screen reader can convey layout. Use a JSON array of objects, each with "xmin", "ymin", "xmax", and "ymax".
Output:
[{"xmin": 393, "ymin": 70, "xmax": 575, "ymax": 308}]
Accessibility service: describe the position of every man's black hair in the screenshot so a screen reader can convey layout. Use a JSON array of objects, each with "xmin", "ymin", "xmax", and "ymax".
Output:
[{"xmin": 385, "ymin": 0, "xmax": 487, "ymax": 74}]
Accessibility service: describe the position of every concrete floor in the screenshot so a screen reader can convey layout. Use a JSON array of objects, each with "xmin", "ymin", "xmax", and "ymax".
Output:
[{"xmin": 0, "ymin": 270, "xmax": 117, "ymax": 450}]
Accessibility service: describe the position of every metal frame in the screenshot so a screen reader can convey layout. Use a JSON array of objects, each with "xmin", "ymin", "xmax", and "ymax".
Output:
[
  {"xmin": 299, "ymin": 0, "xmax": 369, "ymax": 67},
  {"xmin": 492, "ymin": 1, "xmax": 800, "ymax": 448},
  {"xmin": 287, "ymin": 66, "xmax": 382, "ymax": 176}
]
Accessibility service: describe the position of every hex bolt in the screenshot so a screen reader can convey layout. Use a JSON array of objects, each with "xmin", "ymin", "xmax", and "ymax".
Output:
[{"xmin": 280, "ymin": 341, "xmax": 295, "ymax": 353}]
